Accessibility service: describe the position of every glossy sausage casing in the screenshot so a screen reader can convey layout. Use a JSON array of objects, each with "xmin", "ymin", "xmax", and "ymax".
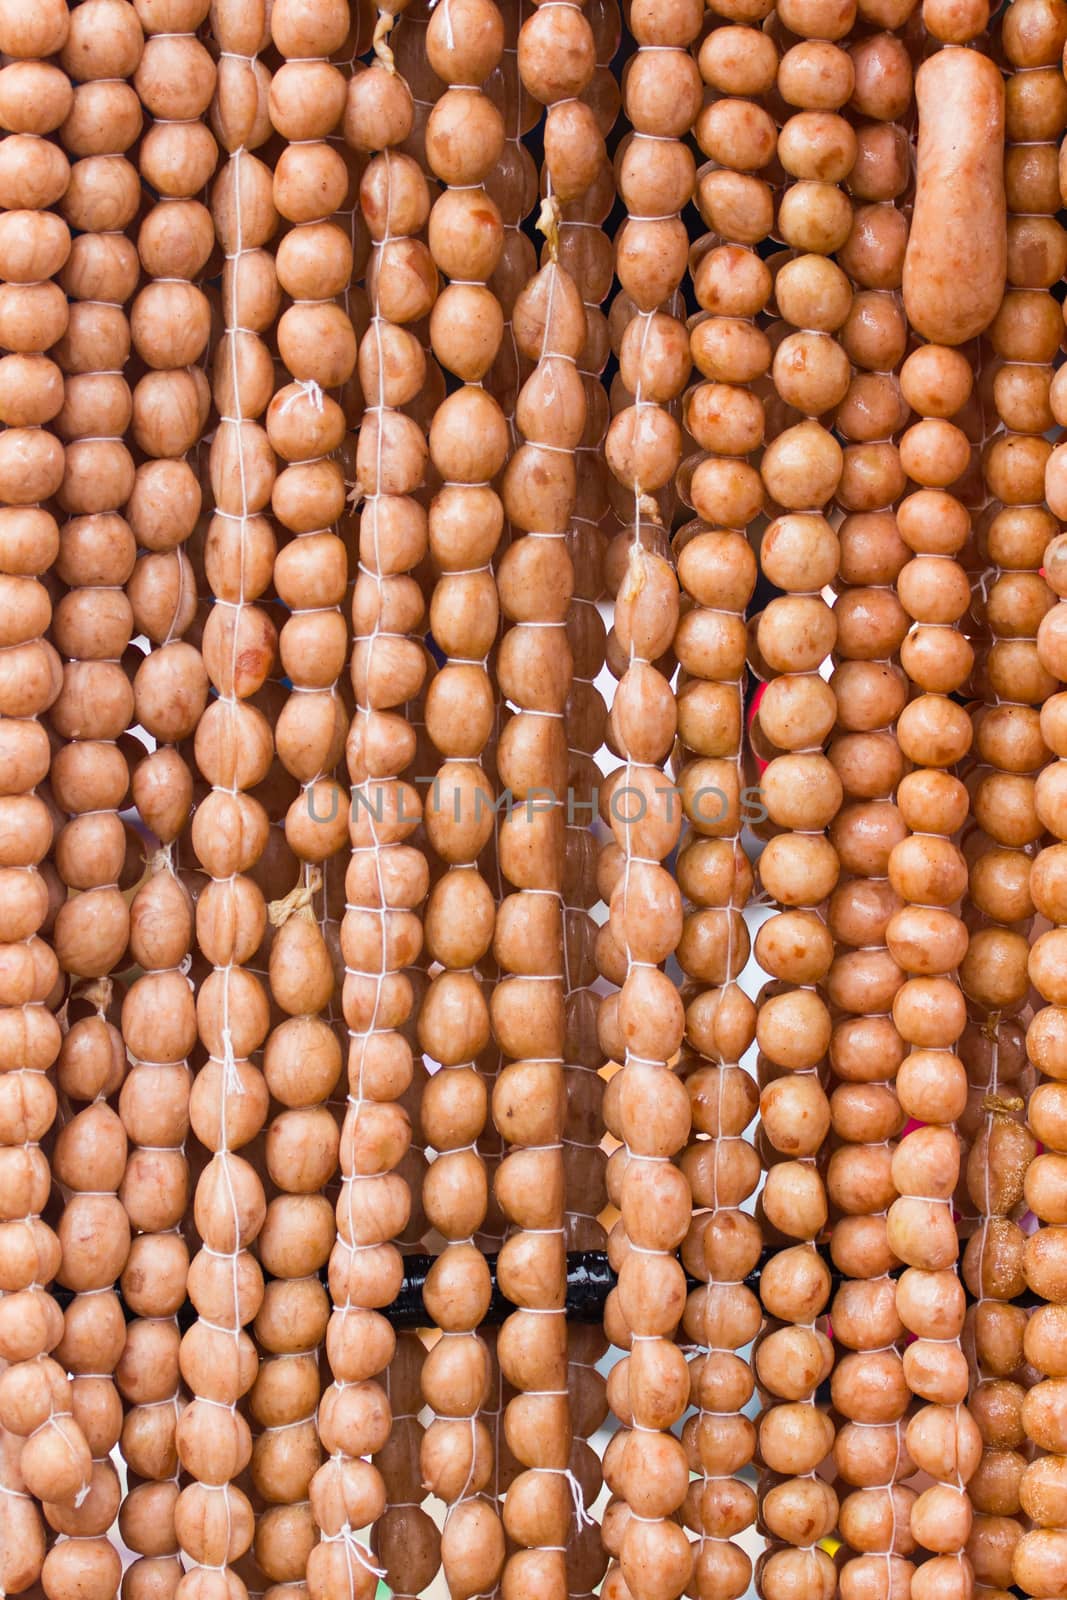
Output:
[{"xmin": 903, "ymin": 47, "xmax": 1006, "ymax": 347}]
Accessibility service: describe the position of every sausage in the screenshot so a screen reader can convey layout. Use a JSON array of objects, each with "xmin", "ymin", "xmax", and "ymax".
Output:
[{"xmin": 903, "ymin": 47, "xmax": 1006, "ymax": 346}]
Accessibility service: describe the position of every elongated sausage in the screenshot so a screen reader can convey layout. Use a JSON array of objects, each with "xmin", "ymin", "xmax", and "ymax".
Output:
[{"xmin": 903, "ymin": 47, "xmax": 1006, "ymax": 346}]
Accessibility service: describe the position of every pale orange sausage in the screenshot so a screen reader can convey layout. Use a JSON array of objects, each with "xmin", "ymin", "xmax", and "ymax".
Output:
[{"xmin": 903, "ymin": 47, "xmax": 1006, "ymax": 346}]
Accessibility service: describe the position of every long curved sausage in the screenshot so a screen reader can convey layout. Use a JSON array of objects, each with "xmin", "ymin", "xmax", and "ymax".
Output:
[{"xmin": 903, "ymin": 47, "xmax": 1006, "ymax": 347}]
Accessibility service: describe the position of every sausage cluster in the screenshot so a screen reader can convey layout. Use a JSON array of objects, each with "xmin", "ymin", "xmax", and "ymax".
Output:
[{"xmin": 2, "ymin": 1, "xmax": 1067, "ymax": 1598}]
